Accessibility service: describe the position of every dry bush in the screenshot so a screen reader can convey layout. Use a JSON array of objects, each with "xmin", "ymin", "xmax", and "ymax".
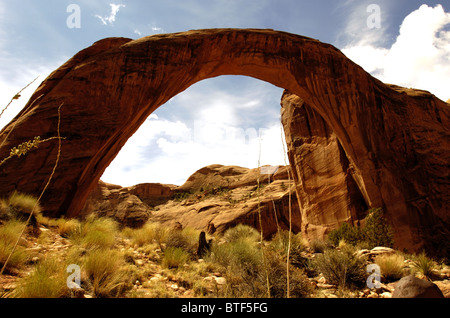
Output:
[
  {"xmin": 12, "ymin": 255, "xmax": 70, "ymax": 298},
  {"xmin": 375, "ymin": 253, "xmax": 405, "ymax": 282}
]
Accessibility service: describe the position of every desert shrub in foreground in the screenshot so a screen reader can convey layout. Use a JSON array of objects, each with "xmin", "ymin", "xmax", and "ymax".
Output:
[
  {"xmin": 82, "ymin": 248, "xmax": 130, "ymax": 297},
  {"xmin": 268, "ymin": 230, "xmax": 308, "ymax": 268},
  {"xmin": 13, "ymin": 256, "xmax": 70, "ymax": 298},
  {"xmin": 69, "ymin": 215, "xmax": 118, "ymax": 249},
  {"xmin": 311, "ymin": 247, "xmax": 367, "ymax": 289},
  {"xmin": 222, "ymin": 224, "xmax": 261, "ymax": 243},
  {"xmin": 362, "ymin": 208, "xmax": 394, "ymax": 248},
  {"xmin": 162, "ymin": 246, "xmax": 191, "ymax": 269},
  {"xmin": 207, "ymin": 230, "xmax": 311, "ymax": 298},
  {"xmin": 0, "ymin": 192, "xmax": 42, "ymax": 235},
  {"xmin": 327, "ymin": 208, "xmax": 394, "ymax": 249},
  {"xmin": 375, "ymin": 253, "xmax": 405, "ymax": 282},
  {"xmin": 309, "ymin": 238, "xmax": 328, "ymax": 253},
  {"xmin": 328, "ymin": 222, "xmax": 363, "ymax": 247},
  {"xmin": 122, "ymin": 221, "xmax": 166, "ymax": 247},
  {"xmin": 411, "ymin": 252, "xmax": 437, "ymax": 278},
  {"xmin": 56, "ymin": 218, "xmax": 81, "ymax": 238},
  {"xmin": 0, "ymin": 220, "xmax": 29, "ymax": 271},
  {"xmin": 164, "ymin": 227, "xmax": 200, "ymax": 255},
  {"xmin": 264, "ymin": 249, "xmax": 312, "ymax": 298}
]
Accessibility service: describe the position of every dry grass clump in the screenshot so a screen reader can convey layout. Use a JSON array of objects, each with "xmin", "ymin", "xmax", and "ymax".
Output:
[
  {"xmin": 56, "ymin": 218, "xmax": 82, "ymax": 238},
  {"xmin": 81, "ymin": 248, "xmax": 130, "ymax": 298},
  {"xmin": 12, "ymin": 255, "xmax": 71, "ymax": 298},
  {"xmin": 0, "ymin": 220, "xmax": 29, "ymax": 271},
  {"xmin": 222, "ymin": 223, "xmax": 260, "ymax": 243},
  {"xmin": 375, "ymin": 253, "xmax": 405, "ymax": 282},
  {"xmin": 122, "ymin": 221, "xmax": 168, "ymax": 248},
  {"xmin": 69, "ymin": 215, "xmax": 118, "ymax": 249},
  {"xmin": 0, "ymin": 192, "xmax": 42, "ymax": 236},
  {"xmin": 162, "ymin": 247, "xmax": 191, "ymax": 269},
  {"xmin": 411, "ymin": 252, "xmax": 438, "ymax": 278}
]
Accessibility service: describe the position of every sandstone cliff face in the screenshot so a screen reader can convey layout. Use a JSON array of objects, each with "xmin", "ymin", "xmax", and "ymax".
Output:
[
  {"xmin": 281, "ymin": 92, "xmax": 368, "ymax": 239},
  {"xmin": 0, "ymin": 29, "xmax": 448, "ymax": 257}
]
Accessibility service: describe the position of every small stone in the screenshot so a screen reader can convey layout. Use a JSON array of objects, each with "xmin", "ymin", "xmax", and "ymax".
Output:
[{"xmin": 214, "ymin": 277, "xmax": 227, "ymax": 285}]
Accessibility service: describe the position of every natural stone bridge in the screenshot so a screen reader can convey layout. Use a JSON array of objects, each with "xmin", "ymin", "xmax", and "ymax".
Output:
[{"xmin": 0, "ymin": 29, "xmax": 448, "ymax": 256}]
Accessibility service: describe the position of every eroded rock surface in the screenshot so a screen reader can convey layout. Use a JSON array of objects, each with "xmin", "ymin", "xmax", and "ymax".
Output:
[{"xmin": 82, "ymin": 165, "xmax": 301, "ymax": 238}]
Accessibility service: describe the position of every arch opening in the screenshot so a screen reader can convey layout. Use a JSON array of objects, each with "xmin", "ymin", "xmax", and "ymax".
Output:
[{"xmin": 101, "ymin": 75, "xmax": 286, "ymax": 188}]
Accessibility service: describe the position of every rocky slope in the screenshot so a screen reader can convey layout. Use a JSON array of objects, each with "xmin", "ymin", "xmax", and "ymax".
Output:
[{"xmin": 82, "ymin": 164, "xmax": 301, "ymax": 239}]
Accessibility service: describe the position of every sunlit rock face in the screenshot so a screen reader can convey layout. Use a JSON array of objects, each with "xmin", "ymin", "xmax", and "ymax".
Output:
[
  {"xmin": 281, "ymin": 91, "xmax": 368, "ymax": 240},
  {"xmin": 0, "ymin": 29, "xmax": 448, "ymax": 257}
]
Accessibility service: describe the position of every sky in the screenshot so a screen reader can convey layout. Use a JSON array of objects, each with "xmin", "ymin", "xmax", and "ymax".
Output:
[{"xmin": 0, "ymin": 0, "xmax": 449, "ymax": 187}]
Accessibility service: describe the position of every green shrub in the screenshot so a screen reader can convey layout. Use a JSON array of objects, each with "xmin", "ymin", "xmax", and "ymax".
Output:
[
  {"xmin": 222, "ymin": 224, "xmax": 260, "ymax": 243},
  {"xmin": 411, "ymin": 252, "xmax": 437, "ymax": 278},
  {"xmin": 82, "ymin": 248, "xmax": 130, "ymax": 297},
  {"xmin": 268, "ymin": 231, "xmax": 308, "ymax": 268},
  {"xmin": 328, "ymin": 222, "xmax": 363, "ymax": 247},
  {"xmin": 327, "ymin": 208, "xmax": 394, "ymax": 249},
  {"xmin": 265, "ymin": 250, "xmax": 312, "ymax": 298},
  {"xmin": 0, "ymin": 220, "xmax": 29, "ymax": 271},
  {"xmin": 162, "ymin": 247, "xmax": 190, "ymax": 269},
  {"xmin": 309, "ymin": 238, "xmax": 328, "ymax": 253},
  {"xmin": 311, "ymin": 247, "xmax": 367, "ymax": 289},
  {"xmin": 362, "ymin": 208, "xmax": 394, "ymax": 248},
  {"xmin": 13, "ymin": 256, "xmax": 70, "ymax": 298}
]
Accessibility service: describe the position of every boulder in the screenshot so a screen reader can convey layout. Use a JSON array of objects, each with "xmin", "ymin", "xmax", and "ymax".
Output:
[{"xmin": 392, "ymin": 276, "xmax": 445, "ymax": 298}]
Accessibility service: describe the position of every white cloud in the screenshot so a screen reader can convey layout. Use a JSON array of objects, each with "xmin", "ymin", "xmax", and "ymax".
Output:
[
  {"xmin": 95, "ymin": 3, "xmax": 125, "ymax": 26},
  {"xmin": 342, "ymin": 4, "xmax": 450, "ymax": 101},
  {"xmin": 101, "ymin": 112, "xmax": 287, "ymax": 187}
]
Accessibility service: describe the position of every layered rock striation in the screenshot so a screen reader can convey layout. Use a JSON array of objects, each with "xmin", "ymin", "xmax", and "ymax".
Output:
[{"xmin": 281, "ymin": 92, "xmax": 368, "ymax": 239}]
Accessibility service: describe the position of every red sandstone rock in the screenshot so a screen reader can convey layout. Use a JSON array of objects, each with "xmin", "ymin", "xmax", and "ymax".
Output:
[
  {"xmin": 281, "ymin": 92, "xmax": 368, "ymax": 240},
  {"xmin": 0, "ymin": 29, "xmax": 448, "ymax": 257}
]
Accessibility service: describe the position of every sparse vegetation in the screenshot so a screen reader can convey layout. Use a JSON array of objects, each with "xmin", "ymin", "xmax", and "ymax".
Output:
[
  {"xmin": 375, "ymin": 253, "xmax": 405, "ymax": 282},
  {"xmin": 327, "ymin": 208, "xmax": 394, "ymax": 249},
  {"xmin": 362, "ymin": 208, "xmax": 394, "ymax": 248},
  {"xmin": 162, "ymin": 247, "xmax": 190, "ymax": 269},
  {"xmin": 310, "ymin": 246, "xmax": 367, "ymax": 289},
  {"xmin": 0, "ymin": 220, "xmax": 30, "ymax": 272},
  {"xmin": 11, "ymin": 255, "xmax": 71, "ymax": 298},
  {"xmin": 2, "ymin": 212, "xmax": 448, "ymax": 299},
  {"xmin": 411, "ymin": 252, "xmax": 437, "ymax": 278},
  {"xmin": 82, "ymin": 248, "xmax": 130, "ymax": 297}
]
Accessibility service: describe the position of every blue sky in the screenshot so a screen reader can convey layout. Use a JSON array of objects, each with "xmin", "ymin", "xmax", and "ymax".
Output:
[{"xmin": 0, "ymin": 1, "xmax": 449, "ymax": 186}]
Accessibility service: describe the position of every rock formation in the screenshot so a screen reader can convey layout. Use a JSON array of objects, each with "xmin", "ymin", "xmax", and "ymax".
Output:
[
  {"xmin": 80, "ymin": 181, "xmax": 176, "ymax": 228},
  {"xmin": 81, "ymin": 164, "xmax": 301, "ymax": 238},
  {"xmin": 281, "ymin": 91, "xmax": 369, "ymax": 240},
  {"xmin": 0, "ymin": 29, "xmax": 448, "ymax": 257}
]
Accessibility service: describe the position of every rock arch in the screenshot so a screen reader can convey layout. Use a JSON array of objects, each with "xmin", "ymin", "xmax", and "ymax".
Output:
[{"xmin": 0, "ymin": 29, "xmax": 448, "ymax": 256}]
